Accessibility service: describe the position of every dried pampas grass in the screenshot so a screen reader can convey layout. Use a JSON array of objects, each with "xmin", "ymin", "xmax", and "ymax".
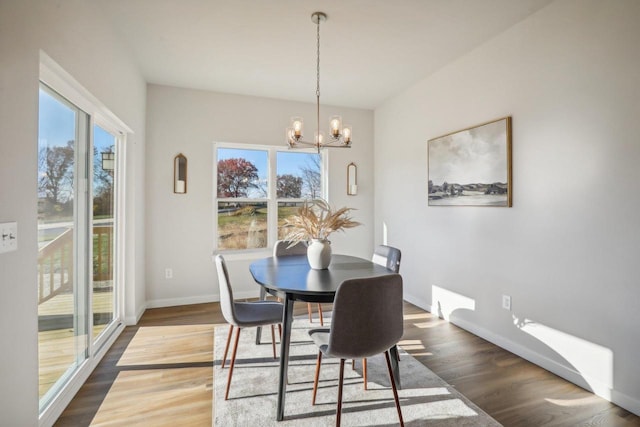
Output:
[{"xmin": 283, "ymin": 199, "xmax": 360, "ymax": 243}]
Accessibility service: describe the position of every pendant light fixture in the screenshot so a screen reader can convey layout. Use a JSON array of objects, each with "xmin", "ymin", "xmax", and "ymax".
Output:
[{"xmin": 286, "ymin": 12, "xmax": 352, "ymax": 153}]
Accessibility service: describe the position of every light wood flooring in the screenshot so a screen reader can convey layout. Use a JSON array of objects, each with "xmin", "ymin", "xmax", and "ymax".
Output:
[
  {"xmin": 55, "ymin": 302, "xmax": 640, "ymax": 426},
  {"xmin": 39, "ymin": 292, "xmax": 115, "ymax": 398}
]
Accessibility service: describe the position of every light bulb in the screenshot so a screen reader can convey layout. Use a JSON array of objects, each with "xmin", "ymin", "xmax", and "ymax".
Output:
[
  {"xmin": 343, "ymin": 126, "xmax": 352, "ymax": 144},
  {"xmin": 329, "ymin": 115, "xmax": 342, "ymax": 138},
  {"xmin": 291, "ymin": 117, "xmax": 303, "ymax": 138}
]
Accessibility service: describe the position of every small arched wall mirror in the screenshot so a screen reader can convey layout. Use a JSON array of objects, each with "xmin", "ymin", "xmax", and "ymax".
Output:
[
  {"xmin": 347, "ymin": 162, "xmax": 357, "ymax": 196},
  {"xmin": 174, "ymin": 154, "xmax": 187, "ymax": 194}
]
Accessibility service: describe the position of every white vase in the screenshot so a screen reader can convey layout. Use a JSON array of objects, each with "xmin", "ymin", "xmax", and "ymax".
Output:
[{"xmin": 307, "ymin": 239, "xmax": 332, "ymax": 269}]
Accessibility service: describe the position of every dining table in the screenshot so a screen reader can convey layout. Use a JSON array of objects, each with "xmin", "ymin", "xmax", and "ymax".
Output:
[{"xmin": 249, "ymin": 253, "xmax": 401, "ymax": 421}]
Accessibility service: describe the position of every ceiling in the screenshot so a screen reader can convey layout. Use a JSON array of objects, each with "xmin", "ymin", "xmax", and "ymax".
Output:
[{"xmin": 100, "ymin": 0, "xmax": 553, "ymax": 110}]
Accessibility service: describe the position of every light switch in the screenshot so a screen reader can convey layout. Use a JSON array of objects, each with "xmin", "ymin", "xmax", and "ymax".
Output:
[{"xmin": 0, "ymin": 222, "xmax": 18, "ymax": 254}]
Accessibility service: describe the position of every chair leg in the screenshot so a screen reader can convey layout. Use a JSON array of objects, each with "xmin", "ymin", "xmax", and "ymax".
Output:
[
  {"xmin": 225, "ymin": 327, "xmax": 242, "ymax": 400},
  {"xmin": 318, "ymin": 304, "xmax": 324, "ymax": 326},
  {"xmin": 363, "ymin": 358, "xmax": 368, "ymax": 390},
  {"xmin": 278, "ymin": 323, "xmax": 282, "ymax": 339},
  {"xmin": 384, "ymin": 350, "xmax": 404, "ymax": 427},
  {"xmin": 336, "ymin": 359, "xmax": 345, "ymax": 427},
  {"xmin": 312, "ymin": 351, "xmax": 322, "ymax": 405},
  {"xmin": 307, "ymin": 303, "xmax": 313, "ymax": 322},
  {"xmin": 270, "ymin": 325, "xmax": 276, "ymax": 359},
  {"xmin": 221, "ymin": 324, "xmax": 233, "ymax": 369}
]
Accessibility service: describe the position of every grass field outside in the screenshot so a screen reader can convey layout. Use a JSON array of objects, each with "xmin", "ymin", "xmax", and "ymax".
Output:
[{"xmin": 217, "ymin": 203, "xmax": 303, "ymax": 250}]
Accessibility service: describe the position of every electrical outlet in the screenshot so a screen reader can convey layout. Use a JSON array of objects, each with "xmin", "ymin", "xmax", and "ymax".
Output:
[
  {"xmin": 0, "ymin": 222, "xmax": 18, "ymax": 254},
  {"xmin": 165, "ymin": 268, "xmax": 173, "ymax": 279},
  {"xmin": 502, "ymin": 295, "xmax": 512, "ymax": 311}
]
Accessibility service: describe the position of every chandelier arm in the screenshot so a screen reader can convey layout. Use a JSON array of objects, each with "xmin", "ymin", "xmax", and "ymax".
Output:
[{"xmin": 291, "ymin": 139, "xmax": 317, "ymax": 147}]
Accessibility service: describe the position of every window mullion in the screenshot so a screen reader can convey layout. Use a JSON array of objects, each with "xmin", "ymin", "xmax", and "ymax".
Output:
[{"xmin": 267, "ymin": 147, "xmax": 278, "ymax": 249}]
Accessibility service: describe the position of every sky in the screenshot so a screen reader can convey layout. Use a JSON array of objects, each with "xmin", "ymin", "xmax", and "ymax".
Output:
[
  {"xmin": 428, "ymin": 119, "xmax": 508, "ymax": 185},
  {"xmin": 38, "ymin": 87, "xmax": 116, "ymax": 202},
  {"xmin": 217, "ymin": 148, "xmax": 319, "ymax": 180},
  {"xmin": 39, "ymin": 87, "xmax": 75, "ymax": 148},
  {"xmin": 38, "ymin": 87, "xmax": 115, "ymax": 152}
]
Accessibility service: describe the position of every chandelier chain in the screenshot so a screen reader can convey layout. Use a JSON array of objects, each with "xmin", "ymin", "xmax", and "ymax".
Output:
[
  {"xmin": 315, "ymin": 15, "xmax": 321, "ymax": 146},
  {"xmin": 316, "ymin": 16, "xmax": 320, "ymax": 98}
]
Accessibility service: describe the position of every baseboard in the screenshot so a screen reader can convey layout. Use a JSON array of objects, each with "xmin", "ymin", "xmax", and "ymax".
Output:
[
  {"xmin": 146, "ymin": 294, "xmax": 217, "ymax": 309},
  {"xmin": 611, "ymin": 389, "xmax": 640, "ymax": 418},
  {"xmin": 125, "ymin": 303, "xmax": 147, "ymax": 325},
  {"xmin": 404, "ymin": 291, "xmax": 640, "ymax": 417},
  {"xmin": 145, "ymin": 290, "xmax": 261, "ymax": 310},
  {"xmin": 403, "ymin": 292, "xmax": 432, "ymax": 312}
]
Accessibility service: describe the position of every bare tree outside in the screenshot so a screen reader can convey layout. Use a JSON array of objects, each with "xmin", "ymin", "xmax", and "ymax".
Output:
[
  {"xmin": 300, "ymin": 154, "xmax": 321, "ymax": 199},
  {"xmin": 277, "ymin": 174, "xmax": 303, "ymax": 198},
  {"xmin": 38, "ymin": 140, "xmax": 74, "ymax": 214}
]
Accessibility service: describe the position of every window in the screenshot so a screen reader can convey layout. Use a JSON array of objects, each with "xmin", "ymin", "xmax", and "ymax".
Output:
[{"xmin": 214, "ymin": 143, "xmax": 323, "ymax": 252}]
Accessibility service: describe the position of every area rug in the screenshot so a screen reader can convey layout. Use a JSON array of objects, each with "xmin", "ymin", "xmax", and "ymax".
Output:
[{"xmin": 213, "ymin": 317, "xmax": 502, "ymax": 426}]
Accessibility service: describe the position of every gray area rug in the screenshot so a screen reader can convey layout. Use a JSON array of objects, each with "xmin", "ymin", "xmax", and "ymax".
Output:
[{"xmin": 213, "ymin": 316, "xmax": 502, "ymax": 426}]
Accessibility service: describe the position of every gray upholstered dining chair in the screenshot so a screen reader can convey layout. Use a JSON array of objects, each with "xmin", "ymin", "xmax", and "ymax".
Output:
[
  {"xmin": 355, "ymin": 244, "xmax": 403, "ymax": 390},
  {"xmin": 309, "ymin": 274, "xmax": 404, "ymax": 427},
  {"xmin": 273, "ymin": 240, "xmax": 324, "ymax": 325},
  {"xmin": 372, "ymin": 244, "xmax": 402, "ymax": 273},
  {"xmin": 215, "ymin": 254, "xmax": 284, "ymax": 400}
]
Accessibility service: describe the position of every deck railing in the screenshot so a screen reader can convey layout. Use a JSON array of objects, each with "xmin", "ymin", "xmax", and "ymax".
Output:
[
  {"xmin": 93, "ymin": 226, "xmax": 113, "ymax": 282},
  {"xmin": 37, "ymin": 225, "xmax": 113, "ymax": 305},
  {"xmin": 38, "ymin": 228, "xmax": 73, "ymax": 304}
]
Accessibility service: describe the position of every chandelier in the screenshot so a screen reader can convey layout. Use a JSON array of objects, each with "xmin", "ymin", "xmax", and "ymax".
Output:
[{"xmin": 286, "ymin": 12, "xmax": 352, "ymax": 153}]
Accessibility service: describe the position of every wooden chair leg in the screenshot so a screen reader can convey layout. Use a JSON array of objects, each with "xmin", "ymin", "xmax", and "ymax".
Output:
[
  {"xmin": 278, "ymin": 324, "xmax": 282, "ymax": 339},
  {"xmin": 363, "ymin": 358, "xmax": 368, "ymax": 390},
  {"xmin": 351, "ymin": 359, "xmax": 355, "ymax": 369},
  {"xmin": 318, "ymin": 304, "xmax": 324, "ymax": 326},
  {"xmin": 384, "ymin": 350, "xmax": 404, "ymax": 427},
  {"xmin": 307, "ymin": 303, "xmax": 313, "ymax": 322},
  {"xmin": 270, "ymin": 325, "xmax": 276, "ymax": 359},
  {"xmin": 312, "ymin": 351, "xmax": 323, "ymax": 405},
  {"xmin": 336, "ymin": 359, "xmax": 345, "ymax": 427},
  {"xmin": 221, "ymin": 324, "xmax": 233, "ymax": 369},
  {"xmin": 225, "ymin": 327, "xmax": 242, "ymax": 400}
]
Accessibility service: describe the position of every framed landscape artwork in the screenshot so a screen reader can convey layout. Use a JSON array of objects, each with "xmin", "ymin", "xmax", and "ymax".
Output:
[{"xmin": 428, "ymin": 117, "xmax": 512, "ymax": 207}]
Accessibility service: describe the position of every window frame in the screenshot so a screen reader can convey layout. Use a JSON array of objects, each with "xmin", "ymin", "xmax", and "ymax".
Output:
[{"xmin": 213, "ymin": 142, "xmax": 326, "ymax": 255}]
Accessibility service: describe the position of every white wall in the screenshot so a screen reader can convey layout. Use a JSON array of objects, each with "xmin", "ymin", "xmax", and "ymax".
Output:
[
  {"xmin": 0, "ymin": 1, "xmax": 146, "ymax": 424},
  {"xmin": 145, "ymin": 85, "xmax": 374, "ymax": 307},
  {"xmin": 374, "ymin": 0, "xmax": 640, "ymax": 415}
]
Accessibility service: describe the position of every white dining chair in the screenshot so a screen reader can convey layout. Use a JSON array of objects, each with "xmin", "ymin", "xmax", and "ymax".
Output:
[{"xmin": 215, "ymin": 254, "xmax": 284, "ymax": 400}]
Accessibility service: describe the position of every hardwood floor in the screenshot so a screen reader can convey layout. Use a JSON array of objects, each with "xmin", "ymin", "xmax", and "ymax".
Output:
[{"xmin": 55, "ymin": 302, "xmax": 640, "ymax": 426}]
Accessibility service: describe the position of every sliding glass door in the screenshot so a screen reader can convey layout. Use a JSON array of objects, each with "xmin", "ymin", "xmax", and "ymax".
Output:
[
  {"xmin": 92, "ymin": 124, "xmax": 117, "ymax": 345},
  {"xmin": 37, "ymin": 84, "xmax": 121, "ymax": 412},
  {"xmin": 37, "ymin": 85, "xmax": 89, "ymax": 408}
]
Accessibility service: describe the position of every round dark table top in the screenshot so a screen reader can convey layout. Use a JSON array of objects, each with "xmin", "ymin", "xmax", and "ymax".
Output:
[{"xmin": 249, "ymin": 254, "xmax": 393, "ymax": 300}]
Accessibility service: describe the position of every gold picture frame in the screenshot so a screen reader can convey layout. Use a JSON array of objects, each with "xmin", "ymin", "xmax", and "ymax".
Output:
[{"xmin": 428, "ymin": 117, "xmax": 512, "ymax": 207}]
